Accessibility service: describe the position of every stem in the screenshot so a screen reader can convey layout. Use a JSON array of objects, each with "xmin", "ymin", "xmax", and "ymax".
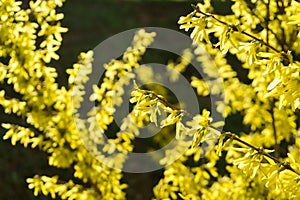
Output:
[
  {"xmin": 244, "ymin": 0, "xmax": 286, "ymax": 50},
  {"xmin": 149, "ymin": 91, "xmax": 194, "ymax": 119},
  {"xmin": 143, "ymin": 89, "xmax": 300, "ymax": 176},
  {"xmin": 194, "ymin": 7, "xmax": 289, "ymax": 59},
  {"xmin": 209, "ymin": 126, "xmax": 299, "ymax": 175},
  {"xmin": 270, "ymin": 101, "xmax": 279, "ymax": 157},
  {"xmin": 266, "ymin": 0, "xmax": 270, "ymax": 46},
  {"xmin": 265, "ymin": 1, "xmax": 279, "ymax": 157},
  {"xmin": 276, "ymin": 0, "xmax": 288, "ymax": 51},
  {"xmin": 223, "ymin": 131, "xmax": 298, "ymax": 175},
  {"xmin": 224, "ymin": 132, "xmax": 279, "ymax": 162}
]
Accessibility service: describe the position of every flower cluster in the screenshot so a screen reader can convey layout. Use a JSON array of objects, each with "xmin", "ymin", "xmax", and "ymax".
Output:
[
  {"xmin": 1, "ymin": 0, "xmax": 300, "ymax": 199},
  {"xmin": 0, "ymin": 1, "xmax": 154, "ymax": 199},
  {"xmin": 154, "ymin": 0, "xmax": 300, "ymax": 199}
]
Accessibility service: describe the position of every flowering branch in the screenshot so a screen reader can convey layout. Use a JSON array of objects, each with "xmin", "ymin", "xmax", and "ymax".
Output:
[
  {"xmin": 136, "ymin": 87, "xmax": 300, "ymax": 176},
  {"xmin": 194, "ymin": 6, "xmax": 290, "ymax": 59},
  {"xmin": 223, "ymin": 132, "xmax": 299, "ymax": 175}
]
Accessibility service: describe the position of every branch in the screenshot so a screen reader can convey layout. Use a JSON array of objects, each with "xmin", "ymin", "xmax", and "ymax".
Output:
[
  {"xmin": 269, "ymin": 101, "xmax": 280, "ymax": 157},
  {"xmin": 243, "ymin": 0, "xmax": 288, "ymax": 51},
  {"xmin": 142, "ymin": 88, "xmax": 300, "ymax": 176},
  {"xmin": 194, "ymin": 7, "xmax": 290, "ymax": 59},
  {"xmin": 148, "ymin": 91, "xmax": 194, "ymax": 119},
  {"xmin": 266, "ymin": 0, "xmax": 270, "ymax": 45},
  {"xmin": 223, "ymin": 132, "xmax": 298, "ymax": 175}
]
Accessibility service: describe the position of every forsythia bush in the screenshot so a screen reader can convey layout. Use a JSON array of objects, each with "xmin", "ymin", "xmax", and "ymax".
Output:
[{"xmin": 0, "ymin": 0, "xmax": 299, "ymax": 199}]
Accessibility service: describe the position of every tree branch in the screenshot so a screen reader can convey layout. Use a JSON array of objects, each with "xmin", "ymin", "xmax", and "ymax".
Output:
[
  {"xmin": 269, "ymin": 101, "xmax": 280, "ymax": 157},
  {"xmin": 194, "ymin": 7, "xmax": 290, "ymax": 59},
  {"xmin": 266, "ymin": 0, "xmax": 270, "ymax": 45},
  {"xmin": 223, "ymin": 131, "xmax": 298, "ymax": 175},
  {"xmin": 142, "ymin": 88, "xmax": 300, "ymax": 176}
]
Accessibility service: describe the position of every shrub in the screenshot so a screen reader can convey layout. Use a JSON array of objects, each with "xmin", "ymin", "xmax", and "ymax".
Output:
[{"xmin": 0, "ymin": 0, "xmax": 299, "ymax": 199}]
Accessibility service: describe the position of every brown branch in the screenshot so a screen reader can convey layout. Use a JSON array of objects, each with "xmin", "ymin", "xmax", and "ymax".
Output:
[
  {"xmin": 223, "ymin": 132, "xmax": 298, "ymax": 175},
  {"xmin": 194, "ymin": 7, "xmax": 290, "ymax": 59},
  {"xmin": 148, "ymin": 91, "xmax": 194, "ymax": 119},
  {"xmin": 142, "ymin": 88, "xmax": 300, "ymax": 176},
  {"xmin": 276, "ymin": 0, "xmax": 288, "ymax": 51},
  {"xmin": 224, "ymin": 132, "xmax": 279, "ymax": 162},
  {"xmin": 269, "ymin": 101, "xmax": 280, "ymax": 157},
  {"xmin": 266, "ymin": 0, "xmax": 270, "ymax": 45},
  {"xmin": 244, "ymin": 0, "xmax": 286, "ymax": 50},
  {"xmin": 265, "ymin": 1, "xmax": 279, "ymax": 157}
]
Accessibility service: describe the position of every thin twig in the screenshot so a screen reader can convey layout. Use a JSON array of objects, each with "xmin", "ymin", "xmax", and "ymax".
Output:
[
  {"xmin": 276, "ymin": 0, "xmax": 288, "ymax": 51},
  {"xmin": 195, "ymin": 7, "xmax": 289, "ymax": 59},
  {"xmin": 270, "ymin": 101, "xmax": 279, "ymax": 157},
  {"xmin": 144, "ymin": 89, "xmax": 300, "ymax": 176},
  {"xmin": 266, "ymin": 0, "xmax": 270, "ymax": 45},
  {"xmin": 223, "ymin": 132, "xmax": 298, "ymax": 175},
  {"xmin": 149, "ymin": 91, "xmax": 194, "ymax": 119}
]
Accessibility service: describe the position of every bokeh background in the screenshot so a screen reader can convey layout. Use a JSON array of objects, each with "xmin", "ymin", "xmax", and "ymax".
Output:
[{"xmin": 0, "ymin": 0, "xmax": 245, "ymax": 199}]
